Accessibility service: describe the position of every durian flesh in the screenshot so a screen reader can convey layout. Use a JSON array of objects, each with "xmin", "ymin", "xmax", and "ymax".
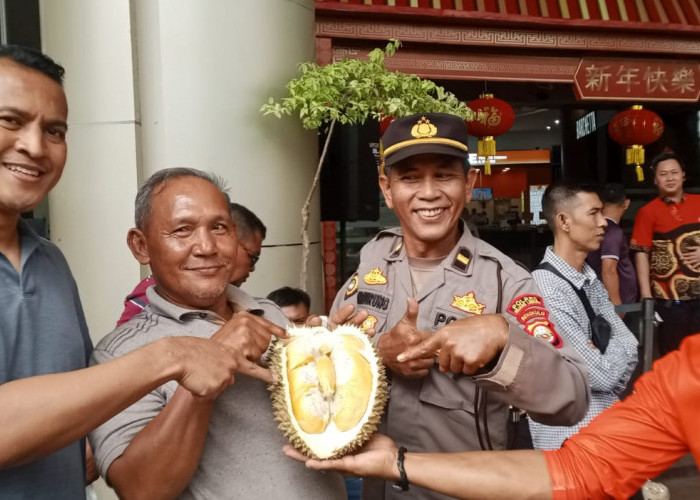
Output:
[{"xmin": 270, "ymin": 324, "xmax": 387, "ymax": 459}]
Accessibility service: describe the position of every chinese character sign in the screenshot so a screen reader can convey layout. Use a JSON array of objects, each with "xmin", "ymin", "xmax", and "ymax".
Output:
[{"xmin": 575, "ymin": 59, "xmax": 700, "ymax": 102}]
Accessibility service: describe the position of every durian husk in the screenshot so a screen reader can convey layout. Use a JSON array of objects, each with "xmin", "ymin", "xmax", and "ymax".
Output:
[{"xmin": 269, "ymin": 324, "xmax": 387, "ymax": 459}]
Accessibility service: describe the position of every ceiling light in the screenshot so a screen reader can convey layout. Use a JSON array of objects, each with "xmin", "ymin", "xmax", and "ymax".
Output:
[
  {"xmin": 554, "ymin": 119, "xmax": 560, "ymax": 125},
  {"xmin": 546, "ymin": 125, "xmax": 552, "ymax": 130}
]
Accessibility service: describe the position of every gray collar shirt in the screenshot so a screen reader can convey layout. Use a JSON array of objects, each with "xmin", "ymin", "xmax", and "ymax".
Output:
[{"xmin": 89, "ymin": 285, "xmax": 346, "ymax": 500}]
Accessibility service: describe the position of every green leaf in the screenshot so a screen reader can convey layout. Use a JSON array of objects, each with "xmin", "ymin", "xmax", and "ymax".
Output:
[{"xmin": 261, "ymin": 38, "xmax": 472, "ymax": 130}]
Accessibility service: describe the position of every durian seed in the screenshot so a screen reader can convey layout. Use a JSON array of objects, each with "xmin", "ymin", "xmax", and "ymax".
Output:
[{"xmin": 316, "ymin": 355, "xmax": 336, "ymax": 398}]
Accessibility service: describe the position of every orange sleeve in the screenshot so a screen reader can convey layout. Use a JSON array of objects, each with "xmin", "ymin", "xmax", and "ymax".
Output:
[
  {"xmin": 630, "ymin": 203, "xmax": 654, "ymax": 250},
  {"xmin": 544, "ymin": 345, "xmax": 692, "ymax": 500}
]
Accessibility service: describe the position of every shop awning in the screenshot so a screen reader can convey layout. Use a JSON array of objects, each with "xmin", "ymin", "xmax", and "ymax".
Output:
[{"xmin": 316, "ymin": 0, "xmax": 700, "ymax": 31}]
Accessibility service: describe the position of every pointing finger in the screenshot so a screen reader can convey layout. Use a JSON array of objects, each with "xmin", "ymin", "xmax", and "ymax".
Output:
[
  {"xmin": 238, "ymin": 362, "xmax": 276, "ymax": 384},
  {"xmin": 398, "ymin": 332, "xmax": 443, "ymax": 362}
]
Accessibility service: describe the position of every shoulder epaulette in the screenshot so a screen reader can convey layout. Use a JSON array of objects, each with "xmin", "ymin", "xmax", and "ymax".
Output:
[{"xmin": 451, "ymin": 247, "xmax": 472, "ymax": 272}]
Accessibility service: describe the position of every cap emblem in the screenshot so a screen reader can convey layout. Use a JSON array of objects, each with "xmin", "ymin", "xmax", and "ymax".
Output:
[{"xmin": 410, "ymin": 116, "xmax": 438, "ymax": 139}]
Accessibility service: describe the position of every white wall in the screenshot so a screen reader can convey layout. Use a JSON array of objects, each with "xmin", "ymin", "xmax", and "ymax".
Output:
[
  {"xmin": 132, "ymin": 0, "xmax": 321, "ymax": 303},
  {"xmin": 41, "ymin": 0, "xmax": 141, "ymax": 342}
]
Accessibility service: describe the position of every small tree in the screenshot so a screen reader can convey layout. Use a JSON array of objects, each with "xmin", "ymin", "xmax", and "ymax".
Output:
[{"xmin": 261, "ymin": 40, "xmax": 473, "ymax": 290}]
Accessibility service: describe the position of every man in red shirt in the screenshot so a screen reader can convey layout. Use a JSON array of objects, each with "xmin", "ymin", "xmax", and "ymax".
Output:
[{"xmin": 630, "ymin": 152, "xmax": 700, "ymax": 354}]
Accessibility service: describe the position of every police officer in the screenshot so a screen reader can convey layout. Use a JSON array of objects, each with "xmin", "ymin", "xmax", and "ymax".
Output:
[{"xmin": 331, "ymin": 113, "xmax": 590, "ymax": 500}]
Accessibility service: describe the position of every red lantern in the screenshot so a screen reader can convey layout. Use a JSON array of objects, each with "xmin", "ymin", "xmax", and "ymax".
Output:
[
  {"xmin": 467, "ymin": 93, "xmax": 515, "ymax": 175},
  {"xmin": 379, "ymin": 115, "xmax": 394, "ymax": 135},
  {"xmin": 608, "ymin": 105, "xmax": 664, "ymax": 182}
]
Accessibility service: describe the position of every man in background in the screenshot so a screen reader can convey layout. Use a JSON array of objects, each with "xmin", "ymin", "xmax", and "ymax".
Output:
[
  {"xmin": 530, "ymin": 182, "xmax": 638, "ymax": 450},
  {"xmin": 267, "ymin": 286, "xmax": 312, "ymax": 325},
  {"xmin": 586, "ymin": 183, "xmax": 639, "ymax": 310},
  {"xmin": 229, "ymin": 202, "xmax": 265, "ymax": 287},
  {"xmin": 631, "ymin": 152, "xmax": 700, "ymax": 354}
]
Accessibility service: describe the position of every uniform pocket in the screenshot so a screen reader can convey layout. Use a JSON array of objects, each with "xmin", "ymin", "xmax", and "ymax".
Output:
[
  {"xmin": 414, "ymin": 371, "xmax": 490, "ymax": 451},
  {"xmin": 418, "ymin": 370, "xmax": 476, "ymax": 415}
]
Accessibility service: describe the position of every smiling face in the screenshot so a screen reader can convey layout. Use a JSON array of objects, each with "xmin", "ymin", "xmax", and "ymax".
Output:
[
  {"xmin": 127, "ymin": 176, "xmax": 238, "ymax": 314},
  {"xmin": 654, "ymin": 158, "xmax": 684, "ymax": 198},
  {"xmin": 379, "ymin": 154, "xmax": 476, "ymax": 257},
  {"xmin": 0, "ymin": 59, "xmax": 68, "ymax": 219},
  {"xmin": 558, "ymin": 191, "xmax": 607, "ymax": 252}
]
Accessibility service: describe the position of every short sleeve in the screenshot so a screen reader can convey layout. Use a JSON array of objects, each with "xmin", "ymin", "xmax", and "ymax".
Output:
[
  {"xmin": 88, "ymin": 348, "xmax": 171, "ymax": 477},
  {"xmin": 599, "ymin": 226, "xmax": 623, "ymax": 261},
  {"xmin": 630, "ymin": 204, "xmax": 653, "ymax": 251}
]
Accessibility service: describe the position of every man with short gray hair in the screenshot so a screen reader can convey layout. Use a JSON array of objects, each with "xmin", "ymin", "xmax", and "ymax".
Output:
[{"xmin": 90, "ymin": 168, "xmax": 347, "ymax": 499}]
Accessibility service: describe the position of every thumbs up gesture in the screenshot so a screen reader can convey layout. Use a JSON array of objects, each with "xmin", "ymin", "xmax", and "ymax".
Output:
[{"xmin": 377, "ymin": 298, "xmax": 433, "ymax": 378}]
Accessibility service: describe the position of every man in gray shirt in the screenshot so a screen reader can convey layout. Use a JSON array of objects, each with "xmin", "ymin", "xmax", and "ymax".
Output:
[{"xmin": 90, "ymin": 168, "xmax": 347, "ymax": 499}]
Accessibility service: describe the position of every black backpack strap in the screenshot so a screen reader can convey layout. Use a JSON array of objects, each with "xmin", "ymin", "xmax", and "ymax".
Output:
[{"xmin": 535, "ymin": 261, "xmax": 596, "ymax": 324}]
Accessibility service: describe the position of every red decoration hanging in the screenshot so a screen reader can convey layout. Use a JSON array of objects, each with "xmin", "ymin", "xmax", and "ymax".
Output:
[
  {"xmin": 608, "ymin": 105, "xmax": 664, "ymax": 182},
  {"xmin": 379, "ymin": 115, "xmax": 394, "ymax": 135},
  {"xmin": 466, "ymin": 93, "xmax": 515, "ymax": 175}
]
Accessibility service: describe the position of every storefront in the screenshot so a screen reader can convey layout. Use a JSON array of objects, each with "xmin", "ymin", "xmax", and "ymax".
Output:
[{"xmin": 315, "ymin": 0, "xmax": 700, "ymax": 308}]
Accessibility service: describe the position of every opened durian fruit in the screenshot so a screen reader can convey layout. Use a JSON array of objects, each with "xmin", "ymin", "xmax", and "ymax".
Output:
[{"xmin": 269, "ymin": 324, "xmax": 387, "ymax": 459}]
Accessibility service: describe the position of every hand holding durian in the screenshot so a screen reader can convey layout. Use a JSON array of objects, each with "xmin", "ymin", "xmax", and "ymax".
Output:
[
  {"xmin": 283, "ymin": 432, "xmax": 399, "ymax": 479},
  {"xmin": 308, "ymin": 302, "xmax": 378, "ymax": 337},
  {"xmin": 210, "ymin": 310, "xmax": 288, "ymax": 384}
]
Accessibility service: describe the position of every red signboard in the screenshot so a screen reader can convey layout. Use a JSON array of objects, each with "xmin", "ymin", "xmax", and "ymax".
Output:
[{"xmin": 574, "ymin": 59, "xmax": 700, "ymax": 102}]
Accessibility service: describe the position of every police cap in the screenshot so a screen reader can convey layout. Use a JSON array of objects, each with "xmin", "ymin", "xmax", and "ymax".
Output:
[{"xmin": 380, "ymin": 113, "xmax": 469, "ymax": 171}]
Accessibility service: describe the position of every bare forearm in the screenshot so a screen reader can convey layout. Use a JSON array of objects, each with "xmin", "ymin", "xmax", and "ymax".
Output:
[
  {"xmin": 601, "ymin": 263, "xmax": 622, "ymax": 305},
  {"xmin": 635, "ymin": 253, "xmax": 652, "ymax": 298},
  {"xmin": 404, "ymin": 450, "xmax": 552, "ymax": 500},
  {"xmin": 107, "ymin": 388, "xmax": 214, "ymax": 499},
  {"xmin": 0, "ymin": 338, "xmax": 185, "ymax": 469}
]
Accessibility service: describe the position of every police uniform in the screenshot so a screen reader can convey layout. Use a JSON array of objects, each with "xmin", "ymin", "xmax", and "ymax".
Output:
[{"xmin": 330, "ymin": 113, "xmax": 590, "ymax": 500}]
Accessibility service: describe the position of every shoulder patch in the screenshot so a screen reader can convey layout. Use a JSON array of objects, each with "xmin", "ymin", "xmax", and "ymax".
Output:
[
  {"xmin": 518, "ymin": 307, "xmax": 549, "ymax": 324},
  {"xmin": 525, "ymin": 319, "xmax": 563, "ymax": 349},
  {"xmin": 345, "ymin": 273, "xmax": 359, "ymax": 298},
  {"xmin": 507, "ymin": 294, "xmax": 545, "ymax": 317}
]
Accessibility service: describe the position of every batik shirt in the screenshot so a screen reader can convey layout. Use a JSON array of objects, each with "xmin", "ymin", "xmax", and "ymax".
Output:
[{"xmin": 630, "ymin": 194, "xmax": 700, "ymax": 300}]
